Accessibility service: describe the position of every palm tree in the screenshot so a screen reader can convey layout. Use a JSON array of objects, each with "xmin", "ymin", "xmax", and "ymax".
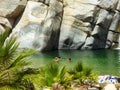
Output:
[{"xmin": 0, "ymin": 28, "xmax": 38, "ymax": 90}]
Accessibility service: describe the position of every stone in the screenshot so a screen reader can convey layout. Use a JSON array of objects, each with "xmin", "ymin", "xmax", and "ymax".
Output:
[
  {"xmin": 0, "ymin": 0, "xmax": 119, "ymax": 51},
  {"xmin": 10, "ymin": 0, "xmax": 63, "ymax": 51},
  {"xmin": 81, "ymin": 37, "xmax": 94, "ymax": 49},
  {"xmin": 96, "ymin": 9, "xmax": 113, "ymax": 29},
  {"xmin": 0, "ymin": 17, "xmax": 12, "ymax": 33},
  {"xmin": 104, "ymin": 84, "xmax": 117, "ymax": 90},
  {"xmin": 59, "ymin": 27, "xmax": 87, "ymax": 49},
  {"xmin": 116, "ymin": 0, "xmax": 120, "ymax": 11},
  {"xmin": 115, "ymin": 83, "xmax": 120, "ymax": 90},
  {"xmin": 109, "ymin": 11, "xmax": 120, "ymax": 31},
  {"xmin": 0, "ymin": 0, "xmax": 27, "ymax": 18},
  {"xmin": 52, "ymin": 83, "xmax": 65, "ymax": 90},
  {"xmin": 59, "ymin": 0, "xmax": 98, "ymax": 49},
  {"xmin": 105, "ymin": 31, "xmax": 114, "ymax": 48},
  {"xmin": 91, "ymin": 25, "xmax": 108, "ymax": 49},
  {"xmin": 0, "ymin": 17, "xmax": 12, "ymax": 28},
  {"xmin": 98, "ymin": 0, "xmax": 118, "ymax": 11}
]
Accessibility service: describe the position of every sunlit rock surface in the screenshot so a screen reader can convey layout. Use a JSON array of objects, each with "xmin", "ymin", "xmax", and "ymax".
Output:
[
  {"xmin": 59, "ymin": 0, "xmax": 98, "ymax": 49},
  {"xmin": 0, "ymin": 0, "xmax": 119, "ymax": 51},
  {"xmin": 10, "ymin": 0, "xmax": 63, "ymax": 51}
]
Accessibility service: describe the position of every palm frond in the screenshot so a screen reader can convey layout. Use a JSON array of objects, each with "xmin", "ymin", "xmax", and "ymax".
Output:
[
  {"xmin": 45, "ymin": 63, "xmax": 59, "ymax": 78},
  {"xmin": 0, "ymin": 28, "xmax": 10, "ymax": 47},
  {"xmin": 83, "ymin": 67, "xmax": 92, "ymax": 77},
  {"xmin": 0, "ymin": 28, "xmax": 38, "ymax": 89},
  {"xmin": 58, "ymin": 66, "xmax": 66, "ymax": 80},
  {"xmin": 74, "ymin": 62, "xmax": 83, "ymax": 72}
]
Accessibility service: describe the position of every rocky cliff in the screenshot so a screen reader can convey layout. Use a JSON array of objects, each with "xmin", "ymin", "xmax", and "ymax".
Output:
[{"xmin": 0, "ymin": 0, "xmax": 120, "ymax": 51}]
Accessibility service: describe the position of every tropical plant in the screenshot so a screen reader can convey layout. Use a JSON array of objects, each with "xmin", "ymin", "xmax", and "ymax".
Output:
[
  {"xmin": 0, "ymin": 28, "xmax": 39, "ymax": 90},
  {"xmin": 38, "ymin": 62, "xmax": 71, "ymax": 89},
  {"xmin": 35, "ymin": 61, "xmax": 98, "ymax": 90},
  {"xmin": 68, "ymin": 62, "xmax": 98, "ymax": 86}
]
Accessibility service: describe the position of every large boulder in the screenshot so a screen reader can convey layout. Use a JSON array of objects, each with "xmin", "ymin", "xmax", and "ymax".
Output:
[
  {"xmin": 11, "ymin": 0, "xmax": 63, "ymax": 51},
  {"xmin": 59, "ymin": 0, "xmax": 99, "ymax": 49}
]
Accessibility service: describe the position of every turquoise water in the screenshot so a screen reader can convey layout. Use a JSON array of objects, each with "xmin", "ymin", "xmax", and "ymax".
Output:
[{"xmin": 29, "ymin": 49, "xmax": 120, "ymax": 76}]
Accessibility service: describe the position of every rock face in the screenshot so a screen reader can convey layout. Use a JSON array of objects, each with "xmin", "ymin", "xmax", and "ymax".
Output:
[
  {"xmin": 0, "ymin": 0, "xmax": 120, "ymax": 51},
  {"xmin": 10, "ymin": 0, "xmax": 63, "ymax": 51},
  {"xmin": 59, "ymin": 0, "xmax": 97, "ymax": 49}
]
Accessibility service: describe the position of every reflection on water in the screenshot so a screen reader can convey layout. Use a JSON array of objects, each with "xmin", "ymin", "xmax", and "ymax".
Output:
[{"xmin": 29, "ymin": 49, "xmax": 120, "ymax": 76}]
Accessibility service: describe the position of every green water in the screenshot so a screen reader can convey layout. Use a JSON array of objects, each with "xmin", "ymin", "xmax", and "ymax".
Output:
[{"xmin": 29, "ymin": 49, "xmax": 120, "ymax": 76}]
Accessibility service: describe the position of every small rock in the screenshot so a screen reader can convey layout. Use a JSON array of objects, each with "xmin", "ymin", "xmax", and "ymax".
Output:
[{"xmin": 104, "ymin": 84, "xmax": 117, "ymax": 90}]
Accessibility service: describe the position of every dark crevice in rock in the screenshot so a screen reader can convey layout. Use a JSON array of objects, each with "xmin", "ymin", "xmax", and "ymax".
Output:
[
  {"xmin": 64, "ymin": 38, "xmax": 73, "ymax": 46},
  {"xmin": 109, "ymin": 30, "xmax": 120, "ymax": 33},
  {"xmin": 116, "ymin": 10, "xmax": 120, "ymax": 12},
  {"xmin": 90, "ymin": 22, "xmax": 96, "ymax": 31},
  {"xmin": 92, "ymin": 26, "xmax": 108, "ymax": 49},
  {"xmin": 96, "ymin": 5, "xmax": 116, "ymax": 13},
  {"xmin": 92, "ymin": 34, "xmax": 106, "ymax": 42},
  {"xmin": 106, "ymin": 40, "xmax": 112, "ymax": 48},
  {"xmin": 77, "ymin": 42, "xmax": 85, "ymax": 50},
  {"xmin": 58, "ymin": 7, "xmax": 64, "ymax": 49},
  {"xmin": 113, "ymin": 41, "xmax": 118, "ymax": 44},
  {"xmin": 12, "ymin": 9, "xmax": 25, "ymax": 29},
  {"xmin": 96, "ymin": 23, "xmax": 107, "ymax": 30}
]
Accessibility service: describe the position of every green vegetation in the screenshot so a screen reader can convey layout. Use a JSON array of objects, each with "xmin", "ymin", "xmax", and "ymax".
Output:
[
  {"xmin": 30, "ymin": 61, "xmax": 98, "ymax": 90},
  {"xmin": 0, "ymin": 28, "xmax": 39, "ymax": 90},
  {"xmin": 0, "ymin": 28, "xmax": 98, "ymax": 90},
  {"xmin": 68, "ymin": 62, "xmax": 98, "ymax": 86},
  {"xmin": 39, "ymin": 62, "xmax": 72, "ymax": 89}
]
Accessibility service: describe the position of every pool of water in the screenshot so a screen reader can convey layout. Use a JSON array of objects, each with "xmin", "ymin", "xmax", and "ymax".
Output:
[{"xmin": 29, "ymin": 49, "xmax": 120, "ymax": 76}]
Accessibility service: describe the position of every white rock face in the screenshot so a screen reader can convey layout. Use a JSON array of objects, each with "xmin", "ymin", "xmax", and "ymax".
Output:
[
  {"xmin": 0, "ymin": 0, "xmax": 27, "ymax": 18},
  {"xmin": 0, "ymin": 0, "xmax": 119, "ymax": 51},
  {"xmin": 11, "ymin": 1, "xmax": 48, "ymax": 49},
  {"xmin": 59, "ymin": 0, "xmax": 98, "ymax": 49},
  {"xmin": 11, "ymin": 0, "xmax": 63, "ymax": 51}
]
